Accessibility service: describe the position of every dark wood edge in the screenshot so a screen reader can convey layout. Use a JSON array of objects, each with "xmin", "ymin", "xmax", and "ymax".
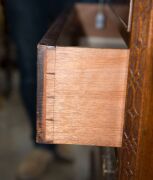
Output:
[
  {"xmin": 39, "ymin": 8, "xmax": 71, "ymax": 47},
  {"xmin": 110, "ymin": 4, "xmax": 131, "ymax": 47},
  {"xmin": 36, "ymin": 45, "xmax": 47, "ymax": 143},
  {"xmin": 120, "ymin": 26, "xmax": 130, "ymax": 47}
]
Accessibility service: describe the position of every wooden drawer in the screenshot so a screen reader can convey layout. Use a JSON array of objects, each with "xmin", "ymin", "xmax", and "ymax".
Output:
[{"xmin": 37, "ymin": 3, "xmax": 129, "ymax": 147}]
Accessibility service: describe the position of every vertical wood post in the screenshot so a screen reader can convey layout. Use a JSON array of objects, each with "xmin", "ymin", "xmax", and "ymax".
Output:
[{"xmin": 119, "ymin": 0, "xmax": 153, "ymax": 179}]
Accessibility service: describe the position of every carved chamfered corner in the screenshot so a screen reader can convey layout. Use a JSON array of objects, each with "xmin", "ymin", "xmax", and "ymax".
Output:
[{"xmin": 119, "ymin": 0, "xmax": 153, "ymax": 179}]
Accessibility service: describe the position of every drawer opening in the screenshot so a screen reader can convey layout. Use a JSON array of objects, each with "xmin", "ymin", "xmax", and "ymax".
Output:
[{"xmin": 56, "ymin": 3, "xmax": 128, "ymax": 49}]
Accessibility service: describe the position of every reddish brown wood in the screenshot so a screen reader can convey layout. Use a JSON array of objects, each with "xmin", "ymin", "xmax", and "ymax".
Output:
[
  {"xmin": 119, "ymin": 0, "xmax": 153, "ymax": 179},
  {"xmin": 46, "ymin": 47, "xmax": 129, "ymax": 147}
]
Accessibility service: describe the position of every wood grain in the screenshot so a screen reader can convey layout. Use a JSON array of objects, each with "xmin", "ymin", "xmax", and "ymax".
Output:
[
  {"xmin": 119, "ymin": 0, "xmax": 153, "ymax": 179},
  {"xmin": 45, "ymin": 47, "xmax": 129, "ymax": 147}
]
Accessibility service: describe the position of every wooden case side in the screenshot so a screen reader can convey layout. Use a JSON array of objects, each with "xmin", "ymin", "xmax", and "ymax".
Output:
[{"xmin": 45, "ymin": 47, "xmax": 129, "ymax": 147}]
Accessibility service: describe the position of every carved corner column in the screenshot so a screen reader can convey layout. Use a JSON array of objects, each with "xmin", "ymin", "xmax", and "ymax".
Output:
[{"xmin": 119, "ymin": 0, "xmax": 153, "ymax": 179}]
